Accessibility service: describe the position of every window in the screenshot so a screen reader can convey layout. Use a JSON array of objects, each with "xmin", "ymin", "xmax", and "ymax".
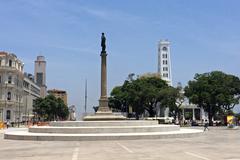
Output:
[
  {"xmin": 0, "ymin": 75, "xmax": 1, "ymax": 83},
  {"xmin": 0, "ymin": 59, "xmax": 1, "ymax": 66},
  {"xmin": 23, "ymin": 81, "xmax": 29, "ymax": 89},
  {"xmin": 8, "ymin": 76, "xmax": 12, "ymax": 84},
  {"xmin": 6, "ymin": 110, "xmax": 11, "ymax": 120},
  {"xmin": 7, "ymin": 92, "xmax": 11, "ymax": 100},
  {"xmin": 162, "ymin": 54, "xmax": 167, "ymax": 59},
  {"xmin": 163, "ymin": 60, "xmax": 168, "ymax": 65},
  {"xmin": 163, "ymin": 73, "xmax": 169, "ymax": 78},
  {"xmin": 162, "ymin": 46, "xmax": 168, "ymax": 51},
  {"xmin": 36, "ymin": 73, "xmax": 43, "ymax": 86},
  {"xmin": 9, "ymin": 60, "xmax": 12, "ymax": 67},
  {"xmin": 163, "ymin": 67, "xmax": 168, "ymax": 71}
]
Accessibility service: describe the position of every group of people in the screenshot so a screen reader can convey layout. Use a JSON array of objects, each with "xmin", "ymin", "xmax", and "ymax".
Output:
[{"xmin": 180, "ymin": 119, "xmax": 209, "ymax": 131}]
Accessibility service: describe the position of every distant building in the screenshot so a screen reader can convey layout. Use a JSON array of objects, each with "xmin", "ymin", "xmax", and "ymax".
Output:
[
  {"xmin": 47, "ymin": 89, "xmax": 68, "ymax": 106},
  {"xmin": 158, "ymin": 40, "xmax": 172, "ymax": 86},
  {"xmin": 34, "ymin": 56, "xmax": 47, "ymax": 97}
]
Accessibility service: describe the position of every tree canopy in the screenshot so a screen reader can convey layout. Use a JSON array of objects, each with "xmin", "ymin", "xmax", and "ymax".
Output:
[
  {"xmin": 184, "ymin": 71, "xmax": 240, "ymax": 125},
  {"xmin": 33, "ymin": 95, "xmax": 69, "ymax": 121},
  {"xmin": 109, "ymin": 75, "xmax": 182, "ymax": 119}
]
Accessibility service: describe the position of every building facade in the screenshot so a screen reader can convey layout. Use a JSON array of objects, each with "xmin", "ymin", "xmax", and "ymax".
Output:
[
  {"xmin": 34, "ymin": 56, "xmax": 47, "ymax": 98},
  {"xmin": 47, "ymin": 89, "xmax": 68, "ymax": 106},
  {"xmin": 0, "ymin": 52, "xmax": 41, "ymax": 123},
  {"xmin": 0, "ymin": 52, "xmax": 24, "ymax": 122},
  {"xmin": 23, "ymin": 73, "xmax": 41, "ymax": 121},
  {"xmin": 158, "ymin": 40, "xmax": 172, "ymax": 86}
]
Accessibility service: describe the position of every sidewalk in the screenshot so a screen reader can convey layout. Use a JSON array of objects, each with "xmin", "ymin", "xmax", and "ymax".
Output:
[{"xmin": 0, "ymin": 129, "xmax": 5, "ymax": 134}]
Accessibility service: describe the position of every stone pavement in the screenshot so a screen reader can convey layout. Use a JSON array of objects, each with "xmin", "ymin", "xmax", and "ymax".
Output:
[
  {"xmin": 0, "ymin": 129, "xmax": 4, "ymax": 134},
  {"xmin": 0, "ymin": 127, "xmax": 240, "ymax": 160}
]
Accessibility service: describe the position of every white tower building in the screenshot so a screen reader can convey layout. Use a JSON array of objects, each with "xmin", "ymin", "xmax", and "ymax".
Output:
[{"xmin": 158, "ymin": 40, "xmax": 172, "ymax": 86}]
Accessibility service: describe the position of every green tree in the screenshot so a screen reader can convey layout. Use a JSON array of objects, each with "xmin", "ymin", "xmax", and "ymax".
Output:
[
  {"xmin": 109, "ymin": 75, "xmax": 169, "ymax": 119},
  {"xmin": 56, "ymin": 98, "xmax": 69, "ymax": 120},
  {"xmin": 33, "ymin": 97, "xmax": 47, "ymax": 119},
  {"xmin": 33, "ymin": 95, "xmax": 69, "ymax": 121},
  {"xmin": 157, "ymin": 86, "xmax": 183, "ymax": 120},
  {"xmin": 109, "ymin": 86, "xmax": 127, "ymax": 112},
  {"xmin": 184, "ymin": 71, "xmax": 240, "ymax": 125},
  {"xmin": 138, "ymin": 76, "xmax": 168, "ymax": 117}
]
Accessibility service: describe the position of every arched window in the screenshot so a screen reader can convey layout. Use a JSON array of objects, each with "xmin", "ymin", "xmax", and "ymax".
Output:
[
  {"xmin": 6, "ymin": 110, "xmax": 11, "ymax": 120},
  {"xmin": 7, "ymin": 92, "xmax": 11, "ymax": 100}
]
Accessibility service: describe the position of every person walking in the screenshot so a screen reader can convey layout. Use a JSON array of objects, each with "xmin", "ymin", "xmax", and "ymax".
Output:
[
  {"xmin": 203, "ymin": 119, "xmax": 209, "ymax": 131},
  {"xmin": 6, "ymin": 120, "xmax": 10, "ymax": 129}
]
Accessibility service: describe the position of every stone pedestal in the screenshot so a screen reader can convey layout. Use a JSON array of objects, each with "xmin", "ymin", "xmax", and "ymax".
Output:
[{"xmin": 98, "ymin": 98, "xmax": 111, "ymax": 113}]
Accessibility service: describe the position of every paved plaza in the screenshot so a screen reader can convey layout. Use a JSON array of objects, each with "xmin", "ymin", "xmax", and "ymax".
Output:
[{"xmin": 0, "ymin": 127, "xmax": 239, "ymax": 160}]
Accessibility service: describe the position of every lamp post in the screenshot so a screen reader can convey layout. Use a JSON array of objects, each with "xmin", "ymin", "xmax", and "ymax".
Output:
[
  {"xmin": 4, "ymin": 81, "xmax": 8, "ymax": 122},
  {"xmin": 25, "ymin": 93, "xmax": 28, "ymax": 125},
  {"xmin": 18, "ymin": 95, "xmax": 21, "ymax": 128},
  {"xmin": 16, "ymin": 74, "xmax": 20, "ymax": 128}
]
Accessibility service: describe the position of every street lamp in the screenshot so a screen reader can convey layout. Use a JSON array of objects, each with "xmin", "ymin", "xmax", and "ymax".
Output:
[
  {"xmin": 18, "ymin": 95, "xmax": 21, "ymax": 128},
  {"xmin": 4, "ymin": 81, "xmax": 8, "ymax": 122},
  {"xmin": 25, "ymin": 93, "xmax": 28, "ymax": 125}
]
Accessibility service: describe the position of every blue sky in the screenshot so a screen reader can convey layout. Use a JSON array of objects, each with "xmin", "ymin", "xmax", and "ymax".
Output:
[{"xmin": 0, "ymin": 0, "xmax": 240, "ymax": 114}]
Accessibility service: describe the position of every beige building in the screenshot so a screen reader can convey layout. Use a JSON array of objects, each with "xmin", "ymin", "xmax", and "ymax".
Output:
[
  {"xmin": 0, "ymin": 52, "xmax": 41, "ymax": 123},
  {"xmin": 0, "ymin": 52, "xmax": 24, "ymax": 122},
  {"xmin": 47, "ymin": 89, "xmax": 68, "ymax": 106}
]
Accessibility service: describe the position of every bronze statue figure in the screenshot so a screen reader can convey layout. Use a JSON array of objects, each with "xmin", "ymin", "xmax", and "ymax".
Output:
[{"xmin": 101, "ymin": 32, "xmax": 106, "ymax": 52}]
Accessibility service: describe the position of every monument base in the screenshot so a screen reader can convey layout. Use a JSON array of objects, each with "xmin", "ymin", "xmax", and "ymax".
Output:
[
  {"xmin": 83, "ymin": 97, "xmax": 126, "ymax": 121},
  {"xmin": 83, "ymin": 112, "xmax": 126, "ymax": 121}
]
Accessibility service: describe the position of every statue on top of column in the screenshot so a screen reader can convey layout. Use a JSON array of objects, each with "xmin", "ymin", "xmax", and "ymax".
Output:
[{"xmin": 101, "ymin": 32, "xmax": 106, "ymax": 52}]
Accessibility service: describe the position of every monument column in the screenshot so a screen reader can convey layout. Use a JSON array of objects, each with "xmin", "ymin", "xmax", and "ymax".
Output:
[
  {"xmin": 97, "ymin": 33, "xmax": 111, "ymax": 114},
  {"xmin": 83, "ymin": 33, "xmax": 125, "ymax": 120},
  {"xmin": 97, "ymin": 50, "xmax": 111, "ymax": 113},
  {"xmin": 101, "ymin": 51, "xmax": 107, "ymax": 99}
]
